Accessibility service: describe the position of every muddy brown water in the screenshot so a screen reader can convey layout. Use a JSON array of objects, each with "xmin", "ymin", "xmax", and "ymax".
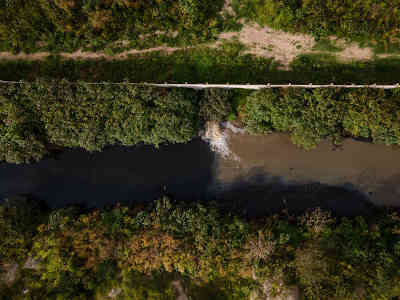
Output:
[
  {"xmin": 0, "ymin": 134, "xmax": 399, "ymax": 216},
  {"xmin": 213, "ymin": 132, "xmax": 400, "ymax": 215}
]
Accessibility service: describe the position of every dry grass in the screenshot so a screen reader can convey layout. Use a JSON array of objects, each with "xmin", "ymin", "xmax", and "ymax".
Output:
[
  {"xmin": 299, "ymin": 208, "xmax": 333, "ymax": 236},
  {"xmin": 246, "ymin": 230, "xmax": 276, "ymax": 262}
]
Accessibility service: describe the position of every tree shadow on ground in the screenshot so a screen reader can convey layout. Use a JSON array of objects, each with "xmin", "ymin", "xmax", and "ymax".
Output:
[{"xmin": 1, "ymin": 53, "xmax": 399, "ymax": 84}]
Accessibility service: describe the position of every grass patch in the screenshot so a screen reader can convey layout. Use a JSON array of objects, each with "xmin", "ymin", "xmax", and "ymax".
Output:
[
  {"xmin": 312, "ymin": 38, "xmax": 343, "ymax": 52},
  {"xmin": 373, "ymin": 42, "xmax": 400, "ymax": 55},
  {"xmin": 289, "ymin": 53, "xmax": 400, "ymax": 84}
]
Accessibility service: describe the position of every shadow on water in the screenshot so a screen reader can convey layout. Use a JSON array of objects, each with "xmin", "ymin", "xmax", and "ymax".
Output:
[
  {"xmin": 0, "ymin": 138, "xmax": 215, "ymax": 209},
  {"xmin": 210, "ymin": 167, "xmax": 377, "ymax": 218},
  {"xmin": 0, "ymin": 139, "xmax": 378, "ymax": 216}
]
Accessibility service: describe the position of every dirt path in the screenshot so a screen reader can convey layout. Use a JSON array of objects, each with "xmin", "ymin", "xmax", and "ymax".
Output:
[
  {"xmin": 215, "ymin": 132, "xmax": 400, "ymax": 207},
  {"xmin": 0, "ymin": 46, "xmax": 181, "ymax": 61},
  {"xmin": 0, "ymin": 24, "xmax": 398, "ymax": 70}
]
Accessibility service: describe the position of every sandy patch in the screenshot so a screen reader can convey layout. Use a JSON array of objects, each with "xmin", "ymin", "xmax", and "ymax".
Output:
[
  {"xmin": 219, "ymin": 24, "xmax": 315, "ymax": 69},
  {"xmin": 1, "ymin": 263, "xmax": 19, "ymax": 286},
  {"xmin": 62, "ymin": 46, "xmax": 181, "ymax": 60},
  {"xmin": 23, "ymin": 257, "xmax": 41, "ymax": 271},
  {"xmin": 0, "ymin": 52, "xmax": 51, "ymax": 61},
  {"xmin": 334, "ymin": 40, "xmax": 373, "ymax": 62},
  {"xmin": 0, "ymin": 45, "xmax": 182, "ymax": 61},
  {"xmin": 108, "ymin": 288, "xmax": 122, "ymax": 298},
  {"xmin": 172, "ymin": 281, "xmax": 188, "ymax": 300},
  {"xmin": 201, "ymin": 121, "xmax": 239, "ymax": 161},
  {"xmin": 223, "ymin": 0, "xmax": 235, "ymax": 16},
  {"xmin": 376, "ymin": 53, "xmax": 400, "ymax": 59}
]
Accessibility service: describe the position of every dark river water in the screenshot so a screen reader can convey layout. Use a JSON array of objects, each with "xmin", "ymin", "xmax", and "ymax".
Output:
[{"xmin": 0, "ymin": 139, "xmax": 215, "ymax": 208}]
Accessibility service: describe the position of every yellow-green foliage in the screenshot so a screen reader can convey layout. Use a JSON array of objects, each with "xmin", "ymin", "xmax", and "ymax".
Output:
[
  {"xmin": 1, "ymin": 197, "xmax": 400, "ymax": 299},
  {"xmin": 0, "ymin": 0, "xmax": 225, "ymax": 53}
]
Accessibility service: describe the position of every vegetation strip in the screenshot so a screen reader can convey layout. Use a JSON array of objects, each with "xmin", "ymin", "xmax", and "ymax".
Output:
[
  {"xmin": 2, "ymin": 0, "xmax": 399, "ymax": 55},
  {"xmin": 1, "ymin": 81, "xmax": 400, "ymax": 89},
  {"xmin": 0, "ymin": 81, "xmax": 399, "ymax": 164},
  {"xmin": 1, "ymin": 196, "xmax": 400, "ymax": 299},
  {"xmin": 1, "ymin": 50, "xmax": 400, "ymax": 84}
]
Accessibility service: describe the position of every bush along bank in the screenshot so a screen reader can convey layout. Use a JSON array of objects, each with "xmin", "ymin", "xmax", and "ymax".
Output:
[
  {"xmin": 0, "ymin": 196, "xmax": 400, "ymax": 299},
  {"xmin": 240, "ymin": 88, "xmax": 400, "ymax": 149},
  {"xmin": 1, "ymin": 82, "xmax": 400, "ymax": 164}
]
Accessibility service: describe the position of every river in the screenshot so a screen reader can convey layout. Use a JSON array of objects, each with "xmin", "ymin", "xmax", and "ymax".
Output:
[{"xmin": 1, "ymin": 132, "xmax": 399, "ymax": 216}]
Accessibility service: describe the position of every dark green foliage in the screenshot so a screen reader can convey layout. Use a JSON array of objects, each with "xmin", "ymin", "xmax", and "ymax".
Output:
[
  {"xmin": 235, "ymin": 0, "xmax": 400, "ymax": 46},
  {"xmin": 0, "ymin": 0, "xmax": 226, "ymax": 53},
  {"xmin": 241, "ymin": 88, "xmax": 400, "ymax": 149},
  {"xmin": 0, "ymin": 83, "xmax": 48, "ymax": 163},
  {"xmin": 0, "ymin": 81, "xmax": 200, "ymax": 163},
  {"xmin": 200, "ymin": 89, "xmax": 235, "ymax": 122}
]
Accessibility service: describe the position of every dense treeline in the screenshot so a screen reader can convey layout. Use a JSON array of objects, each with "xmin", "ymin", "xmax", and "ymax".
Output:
[
  {"xmin": 0, "ymin": 82, "xmax": 206, "ymax": 163},
  {"xmin": 1, "ymin": 0, "xmax": 400, "ymax": 54},
  {"xmin": 1, "ymin": 82, "xmax": 400, "ymax": 164},
  {"xmin": 242, "ymin": 88, "xmax": 400, "ymax": 149},
  {"xmin": 0, "ymin": 0, "xmax": 226, "ymax": 53},
  {"xmin": 236, "ymin": 0, "xmax": 400, "ymax": 45},
  {"xmin": 0, "ymin": 196, "xmax": 399, "ymax": 299}
]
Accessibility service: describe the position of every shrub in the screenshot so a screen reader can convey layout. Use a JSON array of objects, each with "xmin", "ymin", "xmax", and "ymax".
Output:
[
  {"xmin": 200, "ymin": 89, "xmax": 234, "ymax": 122},
  {"xmin": 0, "ymin": 83, "xmax": 48, "ymax": 163}
]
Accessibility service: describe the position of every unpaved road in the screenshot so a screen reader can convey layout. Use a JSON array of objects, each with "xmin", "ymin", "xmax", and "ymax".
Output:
[{"xmin": 0, "ymin": 24, "xmax": 398, "ymax": 70}]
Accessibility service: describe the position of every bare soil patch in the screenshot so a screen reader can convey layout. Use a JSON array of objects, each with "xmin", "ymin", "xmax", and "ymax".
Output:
[
  {"xmin": 219, "ymin": 24, "xmax": 315, "ymax": 69},
  {"xmin": 0, "ymin": 46, "xmax": 182, "ymax": 61},
  {"xmin": 333, "ymin": 40, "xmax": 374, "ymax": 62},
  {"xmin": 172, "ymin": 281, "xmax": 188, "ymax": 300},
  {"xmin": 1, "ymin": 263, "xmax": 19, "ymax": 286}
]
